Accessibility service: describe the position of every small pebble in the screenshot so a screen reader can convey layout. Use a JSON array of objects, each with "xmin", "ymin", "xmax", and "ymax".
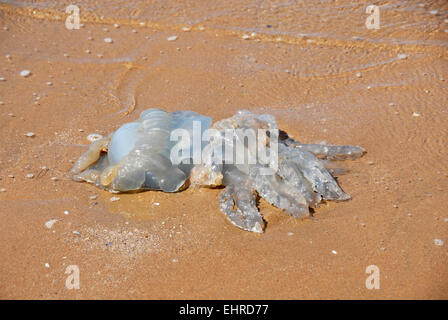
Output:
[
  {"xmin": 429, "ymin": 10, "xmax": 438, "ymax": 15},
  {"xmin": 45, "ymin": 263, "xmax": 50, "ymax": 268},
  {"xmin": 434, "ymin": 239, "xmax": 444, "ymax": 246},
  {"xmin": 73, "ymin": 231, "xmax": 81, "ymax": 235},
  {"xmin": 0, "ymin": 188, "xmax": 6, "ymax": 192},
  {"xmin": 167, "ymin": 35, "xmax": 178, "ymax": 41},
  {"xmin": 182, "ymin": 27, "xmax": 191, "ymax": 32},
  {"xmin": 45, "ymin": 219, "xmax": 58, "ymax": 229},
  {"xmin": 89, "ymin": 195, "xmax": 97, "ymax": 200},
  {"xmin": 412, "ymin": 112, "xmax": 420, "ymax": 117},
  {"xmin": 0, "ymin": 77, "xmax": 6, "ymax": 81},
  {"xmin": 104, "ymin": 37, "xmax": 113, "ymax": 43},
  {"xmin": 24, "ymin": 132, "xmax": 35, "ymax": 137},
  {"xmin": 110, "ymin": 197, "xmax": 120, "ymax": 202},
  {"xmin": 356, "ymin": 72, "xmax": 362, "ymax": 78},
  {"xmin": 172, "ymin": 258, "xmax": 178, "ymax": 263},
  {"xmin": 331, "ymin": 250, "xmax": 338, "ymax": 255},
  {"xmin": 46, "ymin": 81, "xmax": 53, "ymax": 86},
  {"xmin": 64, "ymin": 210, "xmax": 69, "ymax": 215},
  {"xmin": 242, "ymin": 34, "xmax": 250, "ymax": 40},
  {"xmin": 20, "ymin": 70, "xmax": 31, "ymax": 77},
  {"xmin": 154, "ymin": 202, "xmax": 160, "ymax": 206},
  {"xmin": 8, "ymin": 174, "xmax": 14, "ymax": 178},
  {"xmin": 26, "ymin": 173, "xmax": 34, "ymax": 179},
  {"xmin": 397, "ymin": 53, "xmax": 408, "ymax": 60},
  {"xmin": 287, "ymin": 232, "xmax": 294, "ymax": 236},
  {"xmin": 87, "ymin": 133, "xmax": 103, "ymax": 142},
  {"xmin": 50, "ymin": 176, "xmax": 58, "ymax": 181}
]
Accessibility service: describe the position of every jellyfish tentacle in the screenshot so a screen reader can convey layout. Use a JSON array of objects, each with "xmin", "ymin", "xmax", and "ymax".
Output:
[
  {"xmin": 70, "ymin": 135, "xmax": 112, "ymax": 179},
  {"xmin": 283, "ymin": 138, "xmax": 365, "ymax": 160},
  {"xmin": 219, "ymin": 184, "xmax": 264, "ymax": 233},
  {"xmin": 279, "ymin": 144, "xmax": 350, "ymax": 201}
]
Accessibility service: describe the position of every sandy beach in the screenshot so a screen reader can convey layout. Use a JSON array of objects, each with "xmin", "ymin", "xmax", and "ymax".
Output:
[{"xmin": 0, "ymin": 0, "xmax": 447, "ymax": 299}]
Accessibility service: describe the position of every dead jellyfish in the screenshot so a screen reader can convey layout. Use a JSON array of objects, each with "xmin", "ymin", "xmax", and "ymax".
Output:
[{"xmin": 71, "ymin": 108, "xmax": 365, "ymax": 233}]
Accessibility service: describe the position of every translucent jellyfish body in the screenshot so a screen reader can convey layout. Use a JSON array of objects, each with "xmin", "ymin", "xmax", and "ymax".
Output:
[{"xmin": 70, "ymin": 109, "xmax": 212, "ymax": 192}]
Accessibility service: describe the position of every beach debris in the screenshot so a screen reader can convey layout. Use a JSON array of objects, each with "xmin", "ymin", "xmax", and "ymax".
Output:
[
  {"xmin": 397, "ymin": 53, "xmax": 408, "ymax": 60},
  {"xmin": 0, "ymin": 188, "xmax": 6, "ymax": 192},
  {"xmin": 20, "ymin": 70, "xmax": 31, "ymax": 77},
  {"xmin": 24, "ymin": 132, "xmax": 35, "ymax": 137},
  {"xmin": 332, "ymin": 250, "xmax": 338, "ymax": 255},
  {"xmin": 64, "ymin": 210, "xmax": 69, "ymax": 215},
  {"xmin": 182, "ymin": 27, "xmax": 191, "ymax": 32},
  {"xmin": 110, "ymin": 197, "xmax": 120, "ymax": 202},
  {"xmin": 0, "ymin": 77, "xmax": 6, "ymax": 81},
  {"xmin": 25, "ymin": 173, "xmax": 34, "ymax": 179},
  {"xmin": 45, "ymin": 219, "xmax": 58, "ymax": 229},
  {"xmin": 45, "ymin": 263, "xmax": 50, "ymax": 268},
  {"xmin": 412, "ymin": 112, "xmax": 421, "ymax": 117},
  {"xmin": 71, "ymin": 109, "xmax": 365, "ymax": 233},
  {"xmin": 434, "ymin": 239, "xmax": 444, "ymax": 246},
  {"xmin": 87, "ymin": 133, "xmax": 103, "ymax": 142},
  {"xmin": 104, "ymin": 37, "xmax": 113, "ymax": 43},
  {"xmin": 167, "ymin": 35, "xmax": 178, "ymax": 41}
]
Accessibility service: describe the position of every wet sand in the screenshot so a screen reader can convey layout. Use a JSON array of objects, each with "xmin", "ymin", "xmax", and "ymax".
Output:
[{"xmin": 0, "ymin": 0, "xmax": 447, "ymax": 299}]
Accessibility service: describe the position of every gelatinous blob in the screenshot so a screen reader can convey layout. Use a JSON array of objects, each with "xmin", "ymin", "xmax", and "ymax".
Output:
[
  {"xmin": 71, "ymin": 108, "xmax": 211, "ymax": 192},
  {"xmin": 71, "ymin": 108, "xmax": 365, "ymax": 233}
]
